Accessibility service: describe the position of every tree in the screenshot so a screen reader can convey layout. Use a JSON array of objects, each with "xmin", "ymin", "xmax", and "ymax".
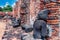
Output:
[
  {"xmin": 3, "ymin": 5, "xmax": 12, "ymax": 12},
  {"xmin": 0, "ymin": 7, "xmax": 3, "ymax": 11}
]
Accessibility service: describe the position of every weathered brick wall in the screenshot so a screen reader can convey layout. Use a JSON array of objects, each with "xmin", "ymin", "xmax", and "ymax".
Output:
[
  {"xmin": 40, "ymin": 0, "xmax": 60, "ymax": 40},
  {"xmin": 29, "ymin": 0, "xmax": 60, "ymax": 40},
  {"xmin": 13, "ymin": 0, "xmax": 60, "ymax": 40},
  {"xmin": 13, "ymin": 0, "xmax": 21, "ymax": 18},
  {"xmin": 30, "ymin": 0, "xmax": 40, "ymax": 25}
]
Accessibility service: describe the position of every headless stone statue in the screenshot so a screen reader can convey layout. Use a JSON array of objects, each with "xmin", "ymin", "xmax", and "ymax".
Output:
[
  {"xmin": 11, "ymin": 17, "xmax": 21, "ymax": 28},
  {"xmin": 33, "ymin": 20, "xmax": 48, "ymax": 39},
  {"xmin": 33, "ymin": 9, "xmax": 50, "ymax": 40}
]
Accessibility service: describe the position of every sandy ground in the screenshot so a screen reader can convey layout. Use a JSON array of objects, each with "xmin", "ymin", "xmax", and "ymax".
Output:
[{"xmin": 0, "ymin": 21, "xmax": 6, "ymax": 40}]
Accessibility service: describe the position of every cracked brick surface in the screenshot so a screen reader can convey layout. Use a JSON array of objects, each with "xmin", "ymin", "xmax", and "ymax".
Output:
[{"xmin": 0, "ymin": 0, "xmax": 60, "ymax": 40}]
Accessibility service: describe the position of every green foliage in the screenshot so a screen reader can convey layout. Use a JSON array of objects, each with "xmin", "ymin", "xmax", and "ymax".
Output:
[
  {"xmin": 0, "ymin": 5, "xmax": 12, "ymax": 12},
  {"xmin": 0, "ymin": 7, "xmax": 3, "ymax": 11},
  {"xmin": 3, "ymin": 5, "xmax": 12, "ymax": 12}
]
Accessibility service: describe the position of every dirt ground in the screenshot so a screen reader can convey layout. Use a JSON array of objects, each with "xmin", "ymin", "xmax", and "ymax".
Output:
[
  {"xmin": 0, "ymin": 19, "xmax": 60, "ymax": 40},
  {"xmin": 0, "ymin": 20, "xmax": 6, "ymax": 40}
]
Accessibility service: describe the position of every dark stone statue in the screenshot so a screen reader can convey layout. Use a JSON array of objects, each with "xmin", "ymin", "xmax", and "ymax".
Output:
[
  {"xmin": 11, "ymin": 17, "xmax": 21, "ymax": 28},
  {"xmin": 37, "ymin": 9, "xmax": 50, "ymax": 21}
]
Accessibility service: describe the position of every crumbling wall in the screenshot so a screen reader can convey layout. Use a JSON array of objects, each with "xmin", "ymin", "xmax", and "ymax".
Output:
[
  {"xmin": 13, "ymin": 0, "xmax": 60, "ymax": 40},
  {"xmin": 40, "ymin": 0, "xmax": 60, "ymax": 40}
]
